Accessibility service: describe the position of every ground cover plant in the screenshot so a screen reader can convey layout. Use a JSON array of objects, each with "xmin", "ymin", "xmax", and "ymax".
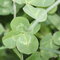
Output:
[{"xmin": 0, "ymin": 0, "xmax": 60, "ymax": 60}]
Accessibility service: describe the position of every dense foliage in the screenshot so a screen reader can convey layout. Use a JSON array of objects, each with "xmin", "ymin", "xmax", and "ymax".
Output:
[{"xmin": 0, "ymin": 0, "xmax": 60, "ymax": 60}]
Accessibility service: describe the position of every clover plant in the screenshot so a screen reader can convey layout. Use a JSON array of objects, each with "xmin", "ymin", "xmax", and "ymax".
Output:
[{"xmin": 0, "ymin": 0, "xmax": 60, "ymax": 60}]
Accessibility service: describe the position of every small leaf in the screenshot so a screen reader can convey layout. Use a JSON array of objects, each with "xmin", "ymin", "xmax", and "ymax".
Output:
[
  {"xmin": 0, "ymin": 0, "xmax": 12, "ymax": 8},
  {"xmin": 53, "ymin": 31, "xmax": 60, "ymax": 45},
  {"xmin": 40, "ymin": 34, "xmax": 58, "ymax": 59},
  {"xmin": 30, "ymin": 0, "xmax": 55, "ymax": 7},
  {"xmin": 48, "ymin": 14, "xmax": 60, "ymax": 30},
  {"xmin": 16, "ymin": 32, "xmax": 38, "ymax": 54},
  {"xmin": 40, "ymin": 23, "xmax": 51, "ymax": 37},
  {"xmin": 10, "ymin": 4, "xmax": 23, "ymax": 14},
  {"xmin": 23, "ymin": 4, "xmax": 47, "ymax": 22},
  {"xmin": 48, "ymin": 6, "xmax": 57, "ymax": 14},
  {"xmin": 2, "ymin": 31, "xmax": 18, "ymax": 49},
  {"xmin": 0, "ymin": 7, "xmax": 11, "ymax": 15},
  {"xmin": 26, "ymin": 52, "xmax": 42, "ymax": 60},
  {"xmin": 10, "ymin": 17, "xmax": 30, "ymax": 32},
  {"xmin": 30, "ymin": 21, "xmax": 41, "ymax": 34}
]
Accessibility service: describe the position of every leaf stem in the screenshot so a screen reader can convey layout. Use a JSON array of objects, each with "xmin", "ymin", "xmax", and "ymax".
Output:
[
  {"xmin": 46, "ymin": 0, "xmax": 60, "ymax": 12},
  {"xmin": 13, "ymin": 0, "xmax": 16, "ymax": 19},
  {"xmin": 13, "ymin": 48, "xmax": 23, "ymax": 60}
]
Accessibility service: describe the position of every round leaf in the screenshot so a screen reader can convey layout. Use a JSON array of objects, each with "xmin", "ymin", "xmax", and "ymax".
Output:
[
  {"xmin": 0, "ymin": 0, "xmax": 12, "ymax": 8},
  {"xmin": 2, "ymin": 31, "xmax": 18, "ymax": 49},
  {"xmin": 53, "ymin": 31, "xmax": 60, "ymax": 45},
  {"xmin": 0, "ymin": 7, "xmax": 11, "ymax": 15},
  {"xmin": 23, "ymin": 4, "xmax": 47, "ymax": 22},
  {"xmin": 16, "ymin": 32, "xmax": 38, "ymax": 54},
  {"xmin": 10, "ymin": 17, "xmax": 30, "ymax": 32}
]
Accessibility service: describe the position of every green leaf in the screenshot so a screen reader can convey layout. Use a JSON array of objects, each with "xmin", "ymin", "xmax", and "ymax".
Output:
[
  {"xmin": 48, "ymin": 14, "xmax": 60, "ymax": 30},
  {"xmin": 16, "ymin": 32, "xmax": 38, "ymax": 54},
  {"xmin": 0, "ymin": 0, "xmax": 13, "ymax": 15},
  {"xmin": 14, "ymin": 0, "xmax": 25, "ymax": 4},
  {"xmin": 30, "ymin": 21, "xmax": 41, "ymax": 34},
  {"xmin": 26, "ymin": 52, "xmax": 42, "ymax": 60},
  {"xmin": 39, "ymin": 23, "xmax": 51, "ymax": 37},
  {"xmin": 40, "ymin": 34, "xmax": 58, "ymax": 59},
  {"xmin": 10, "ymin": 17, "xmax": 30, "ymax": 32},
  {"xmin": 0, "ymin": 24, "xmax": 4, "ymax": 35},
  {"xmin": 2, "ymin": 31, "xmax": 18, "ymax": 49},
  {"xmin": 10, "ymin": 4, "xmax": 23, "ymax": 14},
  {"xmin": 30, "ymin": 0, "xmax": 55, "ymax": 7},
  {"xmin": 0, "ymin": 0, "xmax": 21, "ymax": 15},
  {"xmin": 0, "ymin": 7, "xmax": 11, "ymax": 15},
  {"xmin": 0, "ymin": 0, "xmax": 12, "ymax": 8},
  {"xmin": 48, "ymin": 6, "xmax": 57, "ymax": 14},
  {"xmin": 14, "ymin": 0, "xmax": 55, "ymax": 7},
  {"xmin": 40, "ymin": 33, "xmax": 58, "ymax": 49},
  {"xmin": 53, "ymin": 31, "xmax": 60, "ymax": 45},
  {"xmin": 23, "ymin": 4, "xmax": 47, "ymax": 22}
]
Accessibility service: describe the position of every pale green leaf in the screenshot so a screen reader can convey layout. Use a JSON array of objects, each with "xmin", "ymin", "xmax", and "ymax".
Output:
[
  {"xmin": 48, "ymin": 6, "xmax": 57, "ymax": 14},
  {"xmin": 10, "ymin": 17, "xmax": 30, "ymax": 32},
  {"xmin": 30, "ymin": 0, "xmax": 55, "ymax": 7},
  {"xmin": 0, "ymin": 0, "xmax": 12, "ymax": 8},
  {"xmin": 2, "ymin": 31, "xmax": 18, "ymax": 49},
  {"xmin": 53, "ymin": 31, "xmax": 60, "ymax": 45},
  {"xmin": 26, "ymin": 52, "xmax": 42, "ymax": 60},
  {"xmin": 23, "ymin": 4, "xmax": 47, "ymax": 22},
  {"xmin": 0, "ymin": 7, "xmax": 11, "ymax": 15},
  {"xmin": 48, "ymin": 14, "xmax": 60, "ymax": 30},
  {"xmin": 40, "ymin": 34, "xmax": 58, "ymax": 59},
  {"xmin": 14, "ymin": 0, "xmax": 55, "ymax": 7},
  {"xmin": 30, "ymin": 21, "xmax": 41, "ymax": 34},
  {"xmin": 16, "ymin": 32, "xmax": 38, "ymax": 54}
]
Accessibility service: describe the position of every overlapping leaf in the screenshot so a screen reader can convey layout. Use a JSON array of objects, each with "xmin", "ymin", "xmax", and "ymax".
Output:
[
  {"xmin": 0, "ymin": 0, "xmax": 21, "ymax": 15},
  {"xmin": 53, "ymin": 31, "xmax": 60, "ymax": 45},
  {"xmin": 30, "ymin": 21, "xmax": 41, "ymax": 34},
  {"xmin": 2, "ymin": 31, "xmax": 18, "ymax": 49},
  {"xmin": 0, "ymin": 24, "xmax": 5, "ymax": 35},
  {"xmin": 16, "ymin": 32, "xmax": 38, "ymax": 54},
  {"xmin": 48, "ymin": 14, "xmax": 60, "ymax": 30},
  {"xmin": 10, "ymin": 17, "xmax": 30, "ymax": 32},
  {"xmin": 23, "ymin": 4, "xmax": 47, "ymax": 22},
  {"xmin": 14, "ymin": 0, "xmax": 55, "ymax": 7},
  {"xmin": 26, "ymin": 52, "xmax": 41, "ymax": 60},
  {"xmin": 40, "ymin": 34, "xmax": 58, "ymax": 59},
  {"xmin": 48, "ymin": 6, "xmax": 57, "ymax": 14}
]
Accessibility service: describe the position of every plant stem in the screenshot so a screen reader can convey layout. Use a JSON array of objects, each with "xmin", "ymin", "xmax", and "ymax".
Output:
[
  {"xmin": 13, "ymin": 48, "xmax": 23, "ymax": 60},
  {"xmin": 46, "ymin": 0, "xmax": 60, "ymax": 12},
  {"xmin": 13, "ymin": 0, "xmax": 16, "ymax": 19}
]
